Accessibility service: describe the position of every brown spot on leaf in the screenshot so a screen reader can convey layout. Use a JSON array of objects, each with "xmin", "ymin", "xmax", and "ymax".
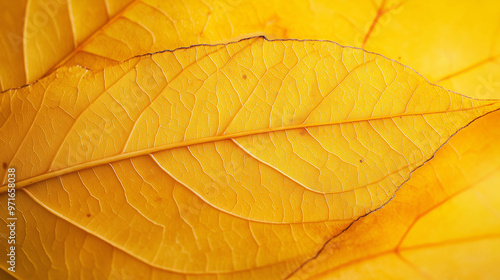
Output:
[
  {"xmin": 359, "ymin": 159, "xmax": 363, "ymax": 163},
  {"xmin": 2, "ymin": 162, "xmax": 6, "ymax": 169},
  {"xmin": 299, "ymin": 129, "xmax": 307, "ymax": 136},
  {"xmin": 86, "ymin": 214, "xmax": 91, "ymax": 217},
  {"xmin": 242, "ymin": 74, "xmax": 247, "ymax": 80}
]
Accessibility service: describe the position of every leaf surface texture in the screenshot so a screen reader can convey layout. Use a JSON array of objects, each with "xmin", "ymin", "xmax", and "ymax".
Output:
[
  {"xmin": 1, "ymin": 37, "xmax": 499, "ymax": 279},
  {"xmin": 2, "ymin": 0, "xmax": 499, "ymax": 98},
  {"xmin": 290, "ymin": 110, "xmax": 500, "ymax": 279}
]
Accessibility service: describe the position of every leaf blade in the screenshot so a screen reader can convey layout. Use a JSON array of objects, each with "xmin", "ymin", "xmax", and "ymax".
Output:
[{"xmin": 1, "ymin": 37, "xmax": 499, "ymax": 278}]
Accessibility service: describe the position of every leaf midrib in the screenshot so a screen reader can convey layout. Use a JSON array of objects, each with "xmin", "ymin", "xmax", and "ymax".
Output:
[{"xmin": 2, "ymin": 103, "xmax": 497, "ymax": 192}]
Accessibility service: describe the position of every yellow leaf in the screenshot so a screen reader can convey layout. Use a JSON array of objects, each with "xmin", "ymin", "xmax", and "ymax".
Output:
[
  {"xmin": 1, "ymin": 37, "xmax": 499, "ymax": 279},
  {"xmin": 3, "ymin": 1, "xmax": 500, "ymax": 278},
  {"xmin": 0, "ymin": 0, "xmax": 135, "ymax": 91},
  {"xmin": 289, "ymin": 110, "xmax": 500, "ymax": 279},
  {"xmin": 2, "ymin": 0, "xmax": 499, "ymax": 98}
]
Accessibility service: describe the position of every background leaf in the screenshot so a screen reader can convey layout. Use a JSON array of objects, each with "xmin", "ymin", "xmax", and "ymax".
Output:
[
  {"xmin": 0, "ymin": 0, "xmax": 135, "ymax": 91},
  {"xmin": 1, "ymin": 0, "xmax": 499, "ymax": 97}
]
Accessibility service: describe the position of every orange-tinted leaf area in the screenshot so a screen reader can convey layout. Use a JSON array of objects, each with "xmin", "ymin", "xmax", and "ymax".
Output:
[
  {"xmin": 1, "ymin": 0, "xmax": 500, "ymax": 279},
  {"xmin": 291, "ymin": 110, "xmax": 500, "ymax": 279}
]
